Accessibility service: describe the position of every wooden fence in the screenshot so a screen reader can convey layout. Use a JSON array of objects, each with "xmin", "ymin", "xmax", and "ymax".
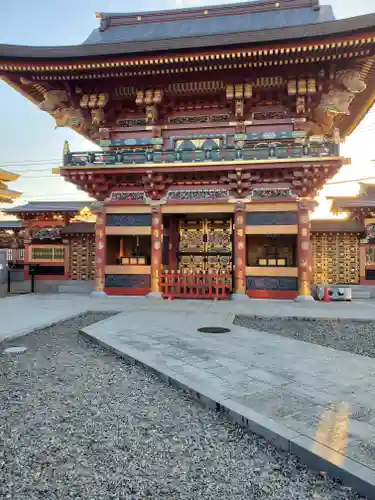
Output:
[{"xmin": 160, "ymin": 271, "xmax": 232, "ymax": 300}]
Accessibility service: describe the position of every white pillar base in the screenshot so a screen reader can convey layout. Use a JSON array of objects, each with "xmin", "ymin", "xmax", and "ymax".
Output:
[
  {"xmin": 295, "ymin": 295, "xmax": 315, "ymax": 302},
  {"xmin": 231, "ymin": 293, "xmax": 249, "ymax": 301},
  {"xmin": 91, "ymin": 290, "xmax": 108, "ymax": 298},
  {"xmin": 147, "ymin": 291, "xmax": 163, "ymax": 299}
]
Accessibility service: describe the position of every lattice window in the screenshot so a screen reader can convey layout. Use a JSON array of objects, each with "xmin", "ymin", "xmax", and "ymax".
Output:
[
  {"xmin": 69, "ymin": 235, "xmax": 95, "ymax": 281},
  {"xmin": 312, "ymin": 232, "xmax": 360, "ymax": 285}
]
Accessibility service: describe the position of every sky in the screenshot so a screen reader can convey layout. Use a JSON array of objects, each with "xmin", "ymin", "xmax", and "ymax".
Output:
[{"xmin": 0, "ymin": 0, "xmax": 375, "ymax": 219}]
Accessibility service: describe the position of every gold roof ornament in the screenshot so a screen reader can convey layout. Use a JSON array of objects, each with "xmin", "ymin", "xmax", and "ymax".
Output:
[{"xmin": 71, "ymin": 206, "xmax": 96, "ymax": 222}]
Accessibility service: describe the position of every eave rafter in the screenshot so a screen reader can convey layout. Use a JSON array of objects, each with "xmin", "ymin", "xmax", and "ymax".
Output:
[
  {"xmin": 61, "ymin": 158, "xmax": 342, "ymax": 201},
  {"xmin": 1, "ymin": 32, "xmax": 375, "ymax": 75}
]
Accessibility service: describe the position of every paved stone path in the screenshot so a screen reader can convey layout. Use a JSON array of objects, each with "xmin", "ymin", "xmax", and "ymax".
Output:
[
  {"xmin": 83, "ymin": 308, "xmax": 375, "ymax": 472},
  {"xmin": 1, "ymin": 292, "xmax": 375, "ymax": 342}
]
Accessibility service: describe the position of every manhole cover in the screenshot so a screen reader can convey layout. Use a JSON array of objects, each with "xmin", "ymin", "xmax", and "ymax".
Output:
[
  {"xmin": 198, "ymin": 327, "xmax": 231, "ymax": 334},
  {"xmin": 3, "ymin": 346, "xmax": 28, "ymax": 354}
]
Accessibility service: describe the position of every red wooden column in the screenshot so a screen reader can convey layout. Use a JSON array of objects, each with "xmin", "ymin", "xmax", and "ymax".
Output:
[
  {"xmin": 232, "ymin": 201, "xmax": 248, "ymax": 300},
  {"xmin": 168, "ymin": 216, "xmax": 179, "ymax": 271},
  {"xmin": 62, "ymin": 237, "xmax": 70, "ymax": 279},
  {"xmin": 359, "ymin": 243, "xmax": 367, "ymax": 285},
  {"xmin": 22, "ymin": 223, "xmax": 31, "ymax": 280},
  {"xmin": 92, "ymin": 206, "xmax": 107, "ymax": 297},
  {"xmin": 296, "ymin": 199, "xmax": 315, "ymax": 301},
  {"xmin": 148, "ymin": 205, "xmax": 163, "ymax": 298}
]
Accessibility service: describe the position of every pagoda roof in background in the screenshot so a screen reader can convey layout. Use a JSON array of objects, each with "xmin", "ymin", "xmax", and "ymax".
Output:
[
  {"xmin": 310, "ymin": 219, "xmax": 364, "ymax": 232},
  {"xmin": 329, "ymin": 184, "xmax": 375, "ymax": 212},
  {"xmin": 0, "ymin": 169, "xmax": 21, "ymax": 204},
  {"xmin": 4, "ymin": 201, "xmax": 93, "ymax": 215},
  {"xmin": 0, "ymin": 220, "xmax": 23, "ymax": 229},
  {"xmin": 0, "ymin": 0, "xmax": 374, "ymax": 58}
]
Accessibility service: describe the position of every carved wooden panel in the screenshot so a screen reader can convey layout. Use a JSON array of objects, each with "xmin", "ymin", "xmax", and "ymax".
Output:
[
  {"xmin": 246, "ymin": 212, "xmax": 298, "ymax": 226},
  {"xmin": 106, "ymin": 214, "xmax": 152, "ymax": 227},
  {"xmin": 69, "ymin": 234, "xmax": 95, "ymax": 281},
  {"xmin": 104, "ymin": 274, "xmax": 151, "ymax": 288},
  {"xmin": 311, "ymin": 232, "xmax": 360, "ymax": 285}
]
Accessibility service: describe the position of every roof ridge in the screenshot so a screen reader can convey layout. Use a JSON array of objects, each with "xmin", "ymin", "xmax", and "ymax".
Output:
[{"xmin": 97, "ymin": 0, "xmax": 320, "ymax": 30}]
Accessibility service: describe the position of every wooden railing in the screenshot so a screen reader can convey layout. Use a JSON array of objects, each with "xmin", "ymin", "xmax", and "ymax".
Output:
[
  {"xmin": 65, "ymin": 141, "xmax": 339, "ymax": 168},
  {"xmin": 160, "ymin": 271, "xmax": 232, "ymax": 300},
  {"xmin": 29, "ymin": 245, "xmax": 65, "ymax": 262}
]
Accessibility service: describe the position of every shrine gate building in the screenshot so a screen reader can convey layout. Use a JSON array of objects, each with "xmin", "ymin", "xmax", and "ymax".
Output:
[{"xmin": 1, "ymin": 0, "xmax": 375, "ymax": 299}]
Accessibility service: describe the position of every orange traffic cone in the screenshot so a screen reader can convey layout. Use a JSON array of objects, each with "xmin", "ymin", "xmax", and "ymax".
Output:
[{"xmin": 322, "ymin": 287, "xmax": 331, "ymax": 302}]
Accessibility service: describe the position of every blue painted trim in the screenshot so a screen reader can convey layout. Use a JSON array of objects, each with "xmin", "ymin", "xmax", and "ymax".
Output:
[
  {"xmin": 106, "ymin": 214, "xmax": 152, "ymax": 227},
  {"xmin": 100, "ymin": 138, "xmax": 163, "ymax": 147},
  {"xmin": 105, "ymin": 274, "xmax": 151, "ymax": 289},
  {"xmin": 246, "ymin": 212, "xmax": 298, "ymax": 226},
  {"xmin": 169, "ymin": 134, "xmax": 228, "ymax": 149},
  {"xmin": 246, "ymin": 276, "xmax": 298, "ymax": 291}
]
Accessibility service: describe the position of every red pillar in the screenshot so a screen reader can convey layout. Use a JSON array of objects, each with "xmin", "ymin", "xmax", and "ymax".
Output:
[
  {"xmin": 359, "ymin": 244, "xmax": 367, "ymax": 284},
  {"xmin": 149, "ymin": 205, "xmax": 163, "ymax": 298},
  {"xmin": 233, "ymin": 202, "xmax": 247, "ymax": 299},
  {"xmin": 62, "ymin": 237, "xmax": 70, "ymax": 279},
  {"xmin": 22, "ymin": 223, "xmax": 31, "ymax": 280},
  {"xmin": 296, "ymin": 199, "xmax": 315, "ymax": 301},
  {"xmin": 168, "ymin": 216, "xmax": 179, "ymax": 271},
  {"xmin": 92, "ymin": 206, "xmax": 107, "ymax": 296}
]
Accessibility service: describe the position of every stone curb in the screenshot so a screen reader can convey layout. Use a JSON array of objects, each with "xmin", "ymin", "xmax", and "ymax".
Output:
[
  {"xmin": 235, "ymin": 314, "xmax": 375, "ymax": 323},
  {"xmin": 0, "ymin": 312, "xmax": 90, "ymax": 345},
  {"xmin": 81, "ymin": 326, "xmax": 375, "ymax": 499}
]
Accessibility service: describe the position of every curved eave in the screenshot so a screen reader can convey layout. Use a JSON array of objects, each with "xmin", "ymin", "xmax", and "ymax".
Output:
[
  {"xmin": 329, "ymin": 199, "xmax": 375, "ymax": 214},
  {"xmin": 0, "ymin": 189, "xmax": 21, "ymax": 199},
  {"xmin": 0, "ymin": 13, "xmax": 375, "ymax": 59},
  {"xmin": 0, "ymin": 169, "xmax": 19, "ymax": 182}
]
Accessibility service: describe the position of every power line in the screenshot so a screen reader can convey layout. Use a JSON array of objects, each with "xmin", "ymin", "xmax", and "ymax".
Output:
[
  {"xmin": 0, "ymin": 158, "xmax": 61, "ymax": 165},
  {"xmin": 326, "ymin": 175, "xmax": 375, "ymax": 186}
]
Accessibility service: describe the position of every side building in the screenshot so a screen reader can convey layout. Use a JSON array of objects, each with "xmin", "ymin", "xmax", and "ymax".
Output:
[
  {"xmin": 330, "ymin": 184, "xmax": 375, "ymax": 287},
  {"xmin": 3, "ymin": 202, "xmax": 96, "ymax": 294},
  {"xmin": 1, "ymin": 0, "xmax": 375, "ymax": 299}
]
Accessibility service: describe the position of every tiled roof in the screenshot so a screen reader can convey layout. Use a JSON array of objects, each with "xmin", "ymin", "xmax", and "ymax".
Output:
[
  {"xmin": 1, "ymin": 2, "xmax": 375, "ymax": 58},
  {"xmin": 5, "ymin": 201, "xmax": 93, "ymax": 214},
  {"xmin": 311, "ymin": 219, "xmax": 364, "ymax": 232},
  {"xmin": 0, "ymin": 220, "xmax": 23, "ymax": 229},
  {"xmin": 60, "ymin": 223, "xmax": 95, "ymax": 234},
  {"xmin": 84, "ymin": 1, "xmax": 334, "ymax": 46}
]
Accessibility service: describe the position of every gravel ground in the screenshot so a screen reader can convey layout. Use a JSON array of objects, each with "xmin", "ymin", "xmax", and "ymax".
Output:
[
  {"xmin": 0, "ymin": 312, "xmax": 366, "ymax": 500},
  {"xmin": 235, "ymin": 315, "xmax": 375, "ymax": 358}
]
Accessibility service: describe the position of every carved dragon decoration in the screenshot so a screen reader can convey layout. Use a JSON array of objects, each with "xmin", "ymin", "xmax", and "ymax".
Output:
[
  {"xmin": 20, "ymin": 78, "xmax": 89, "ymax": 132},
  {"xmin": 301, "ymin": 69, "xmax": 366, "ymax": 137}
]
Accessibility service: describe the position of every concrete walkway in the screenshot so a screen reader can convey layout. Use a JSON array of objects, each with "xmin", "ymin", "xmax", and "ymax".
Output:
[
  {"xmin": 0, "ymin": 292, "xmax": 375, "ymax": 342},
  {"xmin": 81, "ymin": 306, "xmax": 375, "ymax": 472}
]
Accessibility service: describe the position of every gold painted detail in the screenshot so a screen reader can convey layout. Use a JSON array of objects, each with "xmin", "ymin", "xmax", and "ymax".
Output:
[
  {"xmin": 312, "ymin": 232, "xmax": 360, "ymax": 285},
  {"xmin": 168, "ymin": 80, "xmax": 224, "ymax": 95},
  {"xmin": 178, "ymin": 219, "xmax": 232, "ymax": 274},
  {"xmin": 70, "ymin": 234, "xmax": 95, "ymax": 281},
  {"xmin": 168, "ymin": 114, "xmax": 229, "ymax": 125}
]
